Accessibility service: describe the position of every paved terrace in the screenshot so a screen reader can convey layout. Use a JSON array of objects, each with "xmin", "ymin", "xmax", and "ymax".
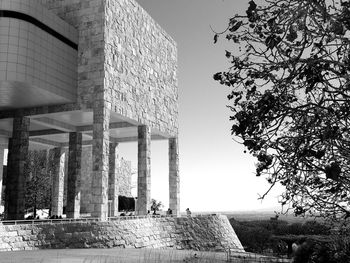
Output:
[
  {"xmin": 0, "ymin": 248, "xmax": 228, "ymax": 263},
  {"xmin": 0, "ymin": 248, "xmax": 291, "ymax": 263}
]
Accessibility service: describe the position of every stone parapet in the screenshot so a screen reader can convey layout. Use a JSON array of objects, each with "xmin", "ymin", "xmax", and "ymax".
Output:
[{"xmin": 0, "ymin": 215, "xmax": 244, "ymax": 252}]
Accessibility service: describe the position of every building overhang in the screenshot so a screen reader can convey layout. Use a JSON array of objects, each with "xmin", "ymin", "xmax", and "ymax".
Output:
[
  {"xmin": 0, "ymin": 1, "xmax": 78, "ymax": 110},
  {"xmin": 0, "ymin": 108, "xmax": 170, "ymax": 149}
]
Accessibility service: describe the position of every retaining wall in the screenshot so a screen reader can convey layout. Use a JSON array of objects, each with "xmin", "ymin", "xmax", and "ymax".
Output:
[{"xmin": 0, "ymin": 215, "xmax": 244, "ymax": 252}]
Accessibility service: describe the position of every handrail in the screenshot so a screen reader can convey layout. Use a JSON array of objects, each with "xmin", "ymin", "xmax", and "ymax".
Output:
[
  {"xmin": 0, "ymin": 215, "xmax": 158, "ymax": 225},
  {"xmin": 1, "ymin": 217, "xmax": 102, "ymax": 225}
]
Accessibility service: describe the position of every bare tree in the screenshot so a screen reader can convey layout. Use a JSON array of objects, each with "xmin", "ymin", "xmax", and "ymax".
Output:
[
  {"xmin": 151, "ymin": 199, "xmax": 163, "ymax": 215},
  {"xmin": 25, "ymin": 150, "xmax": 51, "ymax": 218}
]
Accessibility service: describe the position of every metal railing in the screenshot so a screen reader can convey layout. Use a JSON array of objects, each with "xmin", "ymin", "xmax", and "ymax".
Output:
[
  {"xmin": 1, "ymin": 217, "xmax": 102, "ymax": 225},
  {"xmin": 0, "ymin": 213, "xmax": 224, "ymax": 226},
  {"xmin": 0, "ymin": 213, "xmax": 212, "ymax": 226}
]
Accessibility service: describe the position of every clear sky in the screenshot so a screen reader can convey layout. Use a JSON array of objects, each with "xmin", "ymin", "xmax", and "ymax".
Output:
[{"xmin": 118, "ymin": 0, "xmax": 284, "ymax": 212}]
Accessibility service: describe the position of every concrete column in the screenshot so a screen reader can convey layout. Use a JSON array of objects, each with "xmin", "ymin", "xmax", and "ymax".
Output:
[
  {"xmin": 108, "ymin": 142, "xmax": 119, "ymax": 217},
  {"xmin": 49, "ymin": 147, "xmax": 65, "ymax": 216},
  {"xmin": 0, "ymin": 142, "xmax": 6, "ymax": 208},
  {"xmin": 66, "ymin": 133, "xmax": 82, "ymax": 219},
  {"xmin": 169, "ymin": 137, "xmax": 180, "ymax": 216},
  {"xmin": 137, "ymin": 125, "xmax": 151, "ymax": 215},
  {"xmin": 5, "ymin": 117, "xmax": 30, "ymax": 220},
  {"xmin": 91, "ymin": 105, "xmax": 110, "ymax": 220},
  {"xmin": 4, "ymin": 138, "xmax": 12, "ymax": 219}
]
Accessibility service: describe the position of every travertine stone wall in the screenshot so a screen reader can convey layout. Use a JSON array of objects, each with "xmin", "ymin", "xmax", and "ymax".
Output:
[
  {"xmin": 0, "ymin": 215, "xmax": 244, "ymax": 252},
  {"xmin": 104, "ymin": 0, "xmax": 178, "ymax": 136},
  {"xmin": 67, "ymin": 133, "xmax": 82, "ymax": 219},
  {"xmin": 42, "ymin": 0, "xmax": 178, "ymax": 136}
]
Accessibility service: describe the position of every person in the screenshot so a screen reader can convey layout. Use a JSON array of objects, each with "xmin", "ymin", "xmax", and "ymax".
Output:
[
  {"xmin": 292, "ymin": 242, "xmax": 299, "ymax": 256},
  {"xmin": 186, "ymin": 208, "xmax": 191, "ymax": 217},
  {"xmin": 167, "ymin": 208, "xmax": 172, "ymax": 215}
]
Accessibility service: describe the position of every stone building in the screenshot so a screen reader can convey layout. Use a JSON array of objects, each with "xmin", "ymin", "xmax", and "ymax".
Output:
[{"xmin": 0, "ymin": 0, "xmax": 179, "ymax": 220}]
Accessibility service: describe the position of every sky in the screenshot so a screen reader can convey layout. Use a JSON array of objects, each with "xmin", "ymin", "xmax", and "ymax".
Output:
[{"xmin": 116, "ymin": 0, "xmax": 285, "ymax": 213}]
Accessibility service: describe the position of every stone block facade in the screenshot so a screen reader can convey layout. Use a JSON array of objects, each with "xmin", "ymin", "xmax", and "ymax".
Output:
[
  {"xmin": 104, "ymin": 0, "xmax": 178, "ymax": 136},
  {"xmin": 41, "ymin": 0, "xmax": 178, "ymax": 136},
  {"xmin": 0, "ymin": 215, "xmax": 244, "ymax": 252}
]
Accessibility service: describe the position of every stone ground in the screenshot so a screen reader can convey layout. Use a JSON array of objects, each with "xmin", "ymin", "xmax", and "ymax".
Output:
[{"xmin": 0, "ymin": 248, "xmax": 228, "ymax": 263}]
